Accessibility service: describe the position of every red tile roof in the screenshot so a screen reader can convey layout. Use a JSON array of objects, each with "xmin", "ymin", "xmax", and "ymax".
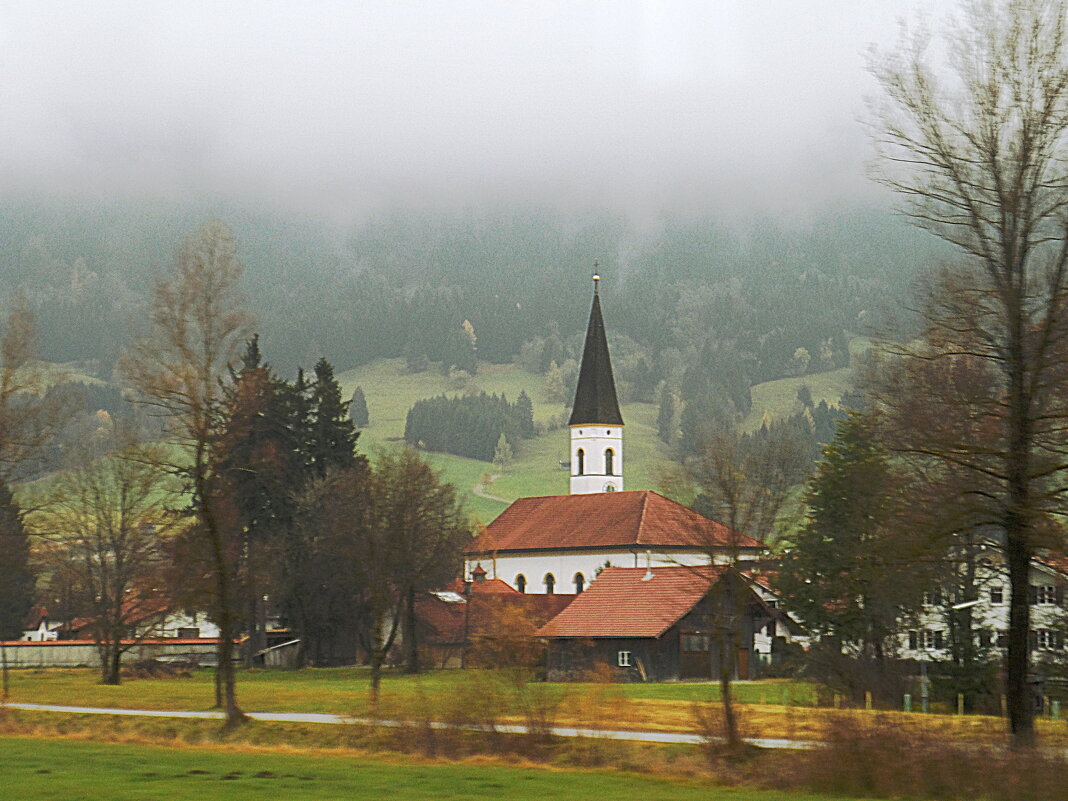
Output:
[
  {"xmin": 465, "ymin": 490, "xmax": 759, "ymax": 555},
  {"xmin": 536, "ymin": 565, "xmax": 727, "ymax": 639},
  {"xmin": 416, "ymin": 588, "xmax": 576, "ymax": 646},
  {"xmin": 1037, "ymin": 550, "xmax": 1068, "ymax": 576}
]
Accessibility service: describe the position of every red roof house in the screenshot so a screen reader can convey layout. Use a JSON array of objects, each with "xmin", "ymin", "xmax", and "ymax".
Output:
[{"xmin": 536, "ymin": 565, "xmax": 772, "ymax": 681}]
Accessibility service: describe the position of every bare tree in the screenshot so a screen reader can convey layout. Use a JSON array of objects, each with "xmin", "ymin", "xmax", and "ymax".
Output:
[
  {"xmin": 120, "ymin": 221, "xmax": 253, "ymax": 725},
  {"xmin": 32, "ymin": 440, "xmax": 178, "ymax": 684},
  {"xmin": 869, "ymin": 0, "xmax": 1068, "ymax": 746},
  {"xmin": 678, "ymin": 426, "xmax": 808, "ymax": 750}
]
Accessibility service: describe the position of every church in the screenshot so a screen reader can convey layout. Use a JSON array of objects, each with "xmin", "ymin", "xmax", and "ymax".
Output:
[
  {"xmin": 460, "ymin": 276, "xmax": 786, "ymax": 679},
  {"xmin": 463, "ymin": 275, "xmax": 763, "ymax": 595}
]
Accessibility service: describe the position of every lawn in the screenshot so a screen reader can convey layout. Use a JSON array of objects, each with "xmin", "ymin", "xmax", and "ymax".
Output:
[{"xmin": 0, "ymin": 736, "xmax": 852, "ymax": 801}]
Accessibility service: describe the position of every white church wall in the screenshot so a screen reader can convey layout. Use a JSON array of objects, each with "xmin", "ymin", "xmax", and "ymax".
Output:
[{"xmin": 465, "ymin": 549, "xmax": 757, "ymax": 595}]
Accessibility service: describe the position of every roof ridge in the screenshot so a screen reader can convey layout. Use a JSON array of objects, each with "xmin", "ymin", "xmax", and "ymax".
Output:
[{"xmin": 635, "ymin": 490, "xmax": 652, "ymax": 546}]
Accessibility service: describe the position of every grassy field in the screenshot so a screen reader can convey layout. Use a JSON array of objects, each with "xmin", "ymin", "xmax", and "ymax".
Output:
[
  {"xmin": 0, "ymin": 736, "xmax": 856, "ymax": 801},
  {"xmin": 740, "ymin": 368, "xmax": 853, "ymax": 434},
  {"xmin": 335, "ymin": 359, "xmax": 675, "ymax": 524},
  {"xmin": 7, "ymin": 668, "xmax": 1066, "ymax": 747},
  {"xmin": 337, "ymin": 358, "xmax": 862, "ymax": 524},
  {"xmin": 3, "ymin": 667, "xmax": 815, "ymax": 719}
]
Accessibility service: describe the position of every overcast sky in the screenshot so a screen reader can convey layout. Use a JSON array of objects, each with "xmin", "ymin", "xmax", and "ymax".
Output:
[{"xmin": 0, "ymin": 1, "xmax": 943, "ymax": 223}]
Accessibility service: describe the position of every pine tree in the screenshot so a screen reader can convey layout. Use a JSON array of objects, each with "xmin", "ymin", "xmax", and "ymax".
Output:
[
  {"xmin": 656, "ymin": 386, "xmax": 676, "ymax": 444},
  {"xmin": 514, "ymin": 391, "xmax": 535, "ymax": 438},
  {"xmin": 349, "ymin": 386, "xmax": 369, "ymax": 428},
  {"xmin": 0, "ymin": 480, "xmax": 33, "ymax": 640},
  {"xmin": 308, "ymin": 358, "xmax": 358, "ymax": 477}
]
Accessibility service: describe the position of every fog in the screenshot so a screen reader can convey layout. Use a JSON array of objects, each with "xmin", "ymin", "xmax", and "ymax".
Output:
[{"xmin": 0, "ymin": 1, "xmax": 942, "ymax": 223}]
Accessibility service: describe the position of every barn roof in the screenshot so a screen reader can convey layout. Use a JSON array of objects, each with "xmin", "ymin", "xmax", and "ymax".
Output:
[
  {"xmin": 464, "ymin": 490, "xmax": 759, "ymax": 555},
  {"xmin": 536, "ymin": 565, "xmax": 730, "ymax": 639}
]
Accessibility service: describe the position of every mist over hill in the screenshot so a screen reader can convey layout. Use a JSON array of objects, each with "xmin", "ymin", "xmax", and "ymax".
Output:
[{"xmin": 1, "ymin": 199, "xmax": 937, "ymax": 388}]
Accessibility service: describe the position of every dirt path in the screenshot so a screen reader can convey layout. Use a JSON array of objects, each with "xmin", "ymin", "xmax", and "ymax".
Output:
[{"xmin": 472, "ymin": 474, "xmax": 510, "ymax": 504}]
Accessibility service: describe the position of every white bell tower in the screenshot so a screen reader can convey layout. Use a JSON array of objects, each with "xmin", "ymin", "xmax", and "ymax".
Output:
[{"xmin": 569, "ymin": 274, "xmax": 624, "ymax": 494}]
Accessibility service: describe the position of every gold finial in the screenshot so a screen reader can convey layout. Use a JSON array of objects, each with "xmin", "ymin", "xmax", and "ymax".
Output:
[{"xmin": 593, "ymin": 261, "xmax": 600, "ymax": 294}]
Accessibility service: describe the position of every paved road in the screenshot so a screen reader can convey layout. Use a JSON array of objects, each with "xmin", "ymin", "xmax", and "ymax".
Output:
[{"xmin": 5, "ymin": 702, "xmax": 816, "ymax": 750}]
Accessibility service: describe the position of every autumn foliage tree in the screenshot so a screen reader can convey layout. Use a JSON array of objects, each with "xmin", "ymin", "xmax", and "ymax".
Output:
[{"xmin": 121, "ymin": 221, "xmax": 254, "ymax": 725}]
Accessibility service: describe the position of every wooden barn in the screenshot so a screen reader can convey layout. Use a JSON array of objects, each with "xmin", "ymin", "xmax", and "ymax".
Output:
[{"xmin": 537, "ymin": 565, "xmax": 774, "ymax": 682}]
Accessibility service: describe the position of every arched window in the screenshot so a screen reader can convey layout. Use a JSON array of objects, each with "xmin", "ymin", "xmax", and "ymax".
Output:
[
  {"xmin": 544, "ymin": 573, "xmax": 556, "ymax": 594},
  {"xmin": 605, "ymin": 448, "xmax": 615, "ymax": 475},
  {"xmin": 515, "ymin": 574, "xmax": 526, "ymax": 594},
  {"xmin": 574, "ymin": 572, "xmax": 585, "ymax": 593},
  {"xmin": 576, "ymin": 449, "xmax": 585, "ymax": 475}
]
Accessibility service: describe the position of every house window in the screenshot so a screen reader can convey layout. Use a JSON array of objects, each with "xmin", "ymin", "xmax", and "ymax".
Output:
[
  {"xmin": 605, "ymin": 448, "xmax": 615, "ymax": 475},
  {"xmin": 908, "ymin": 630, "xmax": 918, "ymax": 650},
  {"xmin": 573, "ymin": 572, "xmax": 585, "ymax": 593},
  {"xmin": 576, "ymin": 449, "xmax": 585, "ymax": 476},
  {"xmin": 544, "ymin": 573, "xmax": 555, "ymax": 594},
  {"xmin": 990, "ymin": 586, "xmax": 1003, "ymax": 604},
  {"xmin": 617, "ymin": 650, "xmax": 632, "ymax": 667},
  {"xmin": 922, "ymin": 630, "xmax": 944, "ymax": 650},
  {"xmin": 923, "ymin": 588, "xmax": 943, "ymax": 607},
  {"xmin": 765, "ymin": 620, "xmax": 776, "ymax": 638},
  {"xmin": 978, "ymin": 629, "xmax": 992, "ymax": 648},
  {"xmin": 515, "ymin": 574, "xmax": 526, "ymax": 594},
  {"xmin": 681, "ymin": 633, "xmax": 711, "ymax": 651},
  {"xmin": 1033, "ymin": 585, "xmax": 1056, "ymax": 604},
  {"xmin": 177, "ymin": 627, "xmax": 200, "ymax": 639}
]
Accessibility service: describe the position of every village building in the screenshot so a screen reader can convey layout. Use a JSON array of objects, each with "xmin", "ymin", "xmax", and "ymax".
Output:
[
  {"xmin": 537, "ymin": 565, "xmax": 776, "ymax": 681},
  {"xmin": 898, "ymin": 544, "xmax": 1068, "ymax": 665}
]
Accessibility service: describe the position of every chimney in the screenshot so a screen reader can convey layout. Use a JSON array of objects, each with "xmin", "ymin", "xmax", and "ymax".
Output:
[{"xmin": 642, "ymin": 549, "xmax": 654, "ymax": 581}]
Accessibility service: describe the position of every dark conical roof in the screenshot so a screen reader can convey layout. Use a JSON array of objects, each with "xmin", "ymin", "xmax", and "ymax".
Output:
[{"xmin": 568, "ymin": 286, "xmax": 623, "ymax": 426}]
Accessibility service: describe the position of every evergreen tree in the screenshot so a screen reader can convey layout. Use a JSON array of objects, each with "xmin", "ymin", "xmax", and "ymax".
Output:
[
  {"xmin": 308, "ymin": 358, "xmax": 358, "ymax": 477},
  {"xmin": 656, "ymin": 386, "xmax": 676, "ymax": 444},
  {"xmin": 513, "ymin": 390, "xmax": 535, "ymax": 438},
  {"xmin": 0, "ymin": 480, "xmax": 33, "ymax": 640},
  {"xmin": 777, "ymin": 415, "xmax": 931, "ymax": 659},
  {"xmin": 349, "ymin": 385, "xmax": 369, "ymax": 428}
]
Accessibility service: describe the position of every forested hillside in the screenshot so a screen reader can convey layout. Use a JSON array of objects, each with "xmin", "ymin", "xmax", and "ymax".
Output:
[{"xmin": 1, "ymin": 199, "xmax": 937, "ymax": 421}]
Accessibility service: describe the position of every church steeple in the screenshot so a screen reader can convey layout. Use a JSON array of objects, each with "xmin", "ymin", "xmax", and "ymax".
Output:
[
  {"xmin": 569, "ymin": 273, "xmax": 624, "ymax": 494},
  {"xmin": 569, "ymin": 275, "xmax": 623, "ymax": 427}
]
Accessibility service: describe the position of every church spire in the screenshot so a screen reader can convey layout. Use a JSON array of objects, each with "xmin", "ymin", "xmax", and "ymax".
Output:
[
  {"xmin": 569, "ymin": 273, "xmax": 624, "ymax": 494},
  {"xmin": 568, "ymin": 274, "xmax": 623, "ymax": 427}
]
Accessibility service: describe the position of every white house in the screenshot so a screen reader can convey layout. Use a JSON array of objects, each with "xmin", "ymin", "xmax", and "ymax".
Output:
[{"xmin": 899, "ymin": 545, "xmax": 1067, "ymax": 663}]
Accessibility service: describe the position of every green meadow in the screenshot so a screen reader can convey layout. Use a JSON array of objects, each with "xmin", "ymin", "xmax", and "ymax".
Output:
[
  {"xmin": 0, "ymin": 736, "xmax": 855, "ymax": 801},
  {"xmin": 337, "ymin": 358, "xmax": 858, "ymax": 524},
  {"xmin": 335, "ymin": 359, "xmax": 676, "ymax": 524}
]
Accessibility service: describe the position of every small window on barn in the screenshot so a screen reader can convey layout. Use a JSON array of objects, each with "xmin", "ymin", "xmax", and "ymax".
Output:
[
  {"xmin": 617, "ymin": 650, "xmax": 632, "ymax": 667},
  {"xmin": 576, "ymin": 449, "xmax": 585, "ymax": 476},
  {"xmin": 515, "ymin": 574, "xmax": 526, "ymax": 594},
  {"xmin": 605, "ymin": 448, "xmax": 615, "ymax": 475},
  {"xmin": 574, "ymin": 572, "xmax": 585, "ymax": 593},
  {"xmin": 544, "ymin": 573, "xmax": 555, "ymax": 594}
]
